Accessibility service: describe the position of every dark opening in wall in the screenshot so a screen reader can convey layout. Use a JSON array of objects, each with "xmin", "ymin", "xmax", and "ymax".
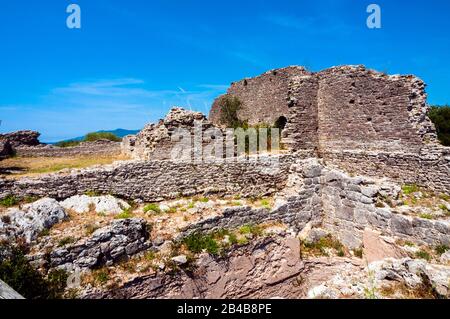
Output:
[{"xmin": 274, "ymin": 116, "xmax": 288, "ymax": 130}]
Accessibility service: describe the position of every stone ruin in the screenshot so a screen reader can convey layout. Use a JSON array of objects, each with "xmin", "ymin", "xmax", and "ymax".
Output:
[
  {"xmin": 1, "ymin": 65, "xmax": 450, "ymax": 299},
  {"xmin": 122, "ymin": 65, "xmax": 449, "ymax": 193},
  {"xmin": 0, "ymin": 130, "xmax": 121, "ymax": 159}
]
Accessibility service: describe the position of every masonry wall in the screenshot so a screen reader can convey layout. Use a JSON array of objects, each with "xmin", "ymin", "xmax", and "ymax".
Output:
[
  {"xmin": 323, "ymin": 145, "xmax": 450, "ymax": 193},
  {"xmin": 317, "ymin": 66, "xmax": 436, "ymax": 153},
  {"xmin": 15, "ymin": 141, "xmax": 122, "ymax": 158},
  {"xmin": 0, "ymin": 155, "xmax": 294, "ymax": 202}
]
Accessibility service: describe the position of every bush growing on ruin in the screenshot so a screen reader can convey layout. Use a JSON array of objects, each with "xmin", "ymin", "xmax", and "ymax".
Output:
[
  {"xmin": 428, "ymin": 105, "xmax": 450, "ymax": 146},
  {"xmin": 219, "ymin": 96, "xmax": 245, "ymax": 128},
  {"xmin": 0, "ymin": 243, "xmax": 67, "ymax": 299}
]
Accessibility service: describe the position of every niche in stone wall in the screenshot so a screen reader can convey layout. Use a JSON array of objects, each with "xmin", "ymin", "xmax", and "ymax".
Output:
[{"xmin": 274, "ymin": 116, "xmax": 288, "ymax": 130}]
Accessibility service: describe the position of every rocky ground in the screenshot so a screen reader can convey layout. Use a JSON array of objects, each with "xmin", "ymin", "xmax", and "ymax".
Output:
[{"xmin": 1, "ymin": 173, "xmax": 449, "ymax": 299}]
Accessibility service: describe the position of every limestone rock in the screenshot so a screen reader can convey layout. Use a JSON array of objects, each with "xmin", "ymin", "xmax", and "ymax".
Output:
[
  {"xmin": 362, "ymin": 228, "xmax": 406, "ymax": 263},
  {"xmin": 171, "ymin": 255, "xmax": 188, "ymax": 265},
  {"xmin": 50, "ymin": 218, "xmax": 150, "ymax": 269},
  {"xmin": 60, "ymin": 195, "xmax": 130, "ymax": 214},
  {"xmin": 0, "ymin": 198, "xmax": 67, "ymax": 243},
  {"xmin": 0, "ymin": 130, "xmax": 40, "ymax": 147}
]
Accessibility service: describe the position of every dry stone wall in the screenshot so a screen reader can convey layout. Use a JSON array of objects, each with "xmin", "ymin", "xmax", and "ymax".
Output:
[
  {"xmin": 15, "ymin": 140, "xmax": 121, "ymax": 158},
  {"xmin": 323, "ymin": 145, "xmax": 450, "ymax": 193},
  {"xmin": 0, "ymin": 155, "xmax": 294, "ymax": 202}
]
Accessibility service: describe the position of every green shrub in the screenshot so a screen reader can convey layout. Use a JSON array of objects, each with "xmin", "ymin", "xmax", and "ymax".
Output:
[
  {"xmin": 435, "ymin": 245, "xmax": 449, "ymax": 256},
  {"xmin": 115, "ymin": 208, "xmax": 134, "ymax": 219},
  {"xmin": 0, "ymin": 195, "xmax": 19, "ymax": 207},
  {"xmin": 85, "ymin": 132, "xmax": 121, "ymax": 142},
  {"xmin": 353, "ymin": 248, "xmax": 364, "ymax": 259},
  {"xmin": 239, "ymin": 224, "xmax": 263, "ymax": 237},
  {"xmin": 94, "ymin": 269, "xmax": 110, "ymax": 285},
  {"xmin": 183, "ymin": 232, "xmax": 219, "ymax": 255},
  {"xmin": 428, "ymin": 106, "xmax": 450, "ymax": 146},
  {"xmin": 199, "ymin": 197, "xmax": 209, "ymax": 203},
  {"xmin": 419, "ymin": 213, "xmax": 433, "ymax": 220},
  {"xmin": 402, "ymin": 184, "xmax": 420, "ymax": 195},
  {"xmin": 58, "ymin": 237, "xmax": 76, "ymax": 247},
  {"xmin": 0, "ymin": 243, "xmax": 67, "ymax": 299},
  {"xmin": 143, "ymin": 203, "xmax": 161, "ymax": 214},
  {"xmin": 219, "ymin": 96, "xmax": 245, "ymax": 128},
  {"xmin": 415, "ymin": 250, "xmax": 431, "ymax": 261},
  {"xmin": 260, "ymin": 199, "xmax": 271, "ymax": 209}
]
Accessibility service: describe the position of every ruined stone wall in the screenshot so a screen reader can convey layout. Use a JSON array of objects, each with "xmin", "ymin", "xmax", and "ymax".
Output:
[
  {"xmin": 0, "ymin": 155, "xmax": 294, "ymax": 202},
  {"xmin": 320, "ymin": 166, "xmax": 450, "ymax": 249},
  {"xmin": 210, "ymin": 67, "xmax": 310, "ymax": 127},
  {"xmin": 210, "ymin": 65, "xmax": 438, "ymax": 155},
  {"xmin": 323, "ymin": 145, "xmax": 450, "ymax": 193},
  {"xmin": 15, "ymin": 140, "xmax": 121, "ymax": 158},
  {"xmin": 317, "ymin": 66, "xmax": 437, "ymax": 153},
  {"xmin": 0, "ymin": 130, "xmax": 41, "ymax": 148}
]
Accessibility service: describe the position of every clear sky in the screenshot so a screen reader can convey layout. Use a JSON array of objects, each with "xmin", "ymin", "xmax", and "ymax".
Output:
[{"xmin": 0, "ymin": 0, "xmax": 449, "ymax": 142}]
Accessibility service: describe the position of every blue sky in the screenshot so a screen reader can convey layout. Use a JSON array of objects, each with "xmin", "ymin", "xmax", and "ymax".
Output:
[{"xmin": 0, "ymin": 0, "xmax": 449, "ymax": 142}]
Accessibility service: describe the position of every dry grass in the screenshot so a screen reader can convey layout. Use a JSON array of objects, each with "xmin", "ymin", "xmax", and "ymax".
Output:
[{"xmin": 0, "ymin": 154, "xmax": 130, "ymax": 179}]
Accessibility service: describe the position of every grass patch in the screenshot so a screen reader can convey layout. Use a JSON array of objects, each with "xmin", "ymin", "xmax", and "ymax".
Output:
[
  {"xmin": 85, "ymin": 224, "xmax": 99, "ymax": 236},
  {"xmin": 93, "ymin": 269, "xmax": 110, "ymax": 285},
  {"xmin": 115, "ymin": 208, "xmax": 134, "ymax": 219},
  {"xmin": 183, "ymin": 232, "xmax": 219, "ymax": 255},
  {"xmin": 58, "ymin": 236, "xmax": 76, "ymax": 247},
  {"xmin": 143, "ymin": 203, "xmax": 161, "ymax": 214},
  {"xmin": 435, "ymin": 245, "xmax": 449, "ymax": 256},
  {"xmin": 419, "ymin": 213, "xmax": 434, "ymax": 220},
  {"xmin": 260, "ymin": 199, "xmax": 272, "ymax": 210},
  {"xmin": 301, "ymin": 235, "xmax": 345, "ymax": 257},
  {"xmin": 415, "ymin": 250, "xmax": 431, "ymax": 261},
  {"xmin": 239, "ymin": 224, "xmax": 263, "ymax": 237},
  {"xmin": 0, "ymin": 195, "xmax": 19, "ymax": 207},
  {"xmin": 198, "ymin": 197, "xmax": 209, "ymax": 203},
  {"xmin": 0, "ymin": 155, "xmax": 130, "ymax": 179},
  {"xmin": 402, "ymin": 184, "xmax": 420, "ymax": 195}
]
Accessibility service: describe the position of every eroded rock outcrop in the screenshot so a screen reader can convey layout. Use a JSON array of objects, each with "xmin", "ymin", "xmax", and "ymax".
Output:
[
  {"xmin": 60, "ymin": 195, "xmax": 130, "ymax": 215},
  {"xmin": 49, "ymin": 218, "xmax": 150, "ymax": 270},
  {"xmin": 0, "ymin": 198, "xmax": 68, "ymax": 243},
  {"xmin": 0, "ymin": 130, "xmax": 41, "ymax": 148},
  {"xmin": 85, "ymin": 236, "xmax": 304, "ymax": 299},
  {"xmin": 123, "ymin": 107, "xmax": 219, "ymax": 160}
]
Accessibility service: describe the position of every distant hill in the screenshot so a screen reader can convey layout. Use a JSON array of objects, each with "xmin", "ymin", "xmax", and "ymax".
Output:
[{"xmin": 66, "ymin": 129, "xmax": 140, "ymax": 142}]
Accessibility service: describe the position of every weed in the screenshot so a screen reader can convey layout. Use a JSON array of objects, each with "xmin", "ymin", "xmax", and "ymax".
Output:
[
  {"xmin": 93, "ymin": 269, "xmax": 110, "ymax": 285},
  {"xmin": 0, "ymin": 195, "xmax": 19, "ymax": 207},
  {"xmin": 402, "ymin": 184, "xmax": 420, "ymax": 195},
  {"xmin": 58, "ymin": 237, "xmax": 76, "ymax": 247},
  {"xmin": 143, "ymin": 203, "xmax": 161, "ymax": 214},
  {"xmin": 419, "ymin": 213, "xmax": 433, "ymax": 220},
  {"xmin": 435, "ymin": 245, "xmax": 449, "ymax": 256},
  {"xmin": 115, "ymin": 208, "xmax": 134, "ymax": 219},
  {"xmin": 415, "ymin": 250, "xmax": 431, "ymax": 261}
]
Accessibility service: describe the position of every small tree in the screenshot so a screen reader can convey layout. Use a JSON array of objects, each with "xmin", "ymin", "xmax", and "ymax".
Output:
[
  {"xmin": 219, "ymin": 96, "xmax": 245, "ymax": 128},
  {"xmin": 428, "ymin": 106, "xmax": 450, "ymax": 146}
]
